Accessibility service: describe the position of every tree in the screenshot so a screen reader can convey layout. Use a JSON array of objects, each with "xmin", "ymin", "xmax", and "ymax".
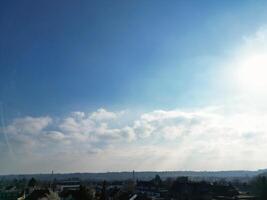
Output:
[
  {"xmin": 100, "ymin": 180, "xmax": 107, "ymax": 200},
  {"xmin": 28, "ymin": 178, "xmax": 37, "ymax": 187},
  {"xmin": 154, "ymin": 174, "xmax": 162, "ymax": 186},
  {"xmin": 79, "ymin": 185, "xmax": 94, "ymax": 200}
]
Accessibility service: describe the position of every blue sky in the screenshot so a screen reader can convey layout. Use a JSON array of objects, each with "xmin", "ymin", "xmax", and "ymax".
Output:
[
  {"xmin": 2, "ymin": 0, "xmax": 267, "ymax": 174},
  {"xmin": 1, "ymin": 0, "xmax": 267, "ymax": 117}
]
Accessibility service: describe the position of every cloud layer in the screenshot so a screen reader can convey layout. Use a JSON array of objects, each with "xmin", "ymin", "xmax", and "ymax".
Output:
[{"xmin": 1, "ymin": 106, "xmax": 267, "ymax": 174}]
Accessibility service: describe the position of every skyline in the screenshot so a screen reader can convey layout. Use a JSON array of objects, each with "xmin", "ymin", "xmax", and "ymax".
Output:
[{"xmin": 1, "ymin": 0, "xmax": 267, "ymax": 174}]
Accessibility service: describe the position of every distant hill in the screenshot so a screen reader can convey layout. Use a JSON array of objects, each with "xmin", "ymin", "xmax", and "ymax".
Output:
[
  {"xmin": 257, "ymin": 170, "xmax": 267, "ymax": 177},
  {"xmin": 1, "ymin": 170, "xmax": 267, "ymax": 182}
]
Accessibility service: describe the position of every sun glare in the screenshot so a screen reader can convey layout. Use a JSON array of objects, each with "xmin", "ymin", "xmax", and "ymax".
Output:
[{"xmin": 235, "ymin": 53, "xmax": 267, "ymax": 93}]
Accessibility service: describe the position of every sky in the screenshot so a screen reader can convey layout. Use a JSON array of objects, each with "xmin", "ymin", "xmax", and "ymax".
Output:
[{"xmin": 1, "ymin": 0, "xmax": 267, "ymax": 174}]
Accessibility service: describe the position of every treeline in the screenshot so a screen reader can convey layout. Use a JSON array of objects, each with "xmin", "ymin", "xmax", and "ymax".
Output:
[{"xmin": 250, "ymin": 176, "xmax": 267, "ymax": 200}]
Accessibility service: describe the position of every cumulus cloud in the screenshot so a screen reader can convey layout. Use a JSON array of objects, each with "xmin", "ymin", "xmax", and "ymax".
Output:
[
  {"xmin": 58, "ymin": 109, "xmax": 130, "ymax": 143},
  {"xmin": 1, "ymin": 116, "xmax": 53, "ymax": 153},
  {"xmin": 6, "ymin": 116, "xmax": 52, "ymax": 135},
  {"xmin": 59, "ymin": 115, "xmax": 95, "ymax": 141}
]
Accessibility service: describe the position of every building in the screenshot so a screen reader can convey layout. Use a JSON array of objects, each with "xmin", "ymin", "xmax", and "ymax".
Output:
[{"xmin": 56, "ymin": 181, "xmax": 80, "ymax": 192}]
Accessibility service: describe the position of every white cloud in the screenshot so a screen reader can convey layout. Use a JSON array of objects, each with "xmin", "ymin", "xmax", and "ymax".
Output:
[
  {"xmin": 44, "ymin": 131, "xmax": 66, "ymax": 142},
  {"xmin": 6, "ymin": 116, "xmax": 52, "ymax": 135},
  {"xmin": 58, "ymin": 109, "xmax": 128, "ymax": 143},
  {"xmin": 90, "ymin": 108, "xmax": 122, "ymax": 121},
  {"xmin": 162, "ymin": 126, "xmax": 184, "ymax": 140},
  {"xmin": 3, "ymin": 116, "xmax": 52, "ymax": 151},
  {"xmin": 133, "ymin": 120, "xmax": 155, "ymax": 138},
  {"xmin": 59, "ymin": 116, "xmax": 95, "ymax": 141}
]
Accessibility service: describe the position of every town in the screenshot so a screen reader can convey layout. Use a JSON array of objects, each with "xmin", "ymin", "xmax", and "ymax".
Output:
[{"xmin": 1, "ymin": 171, "xmax": 265, "ymax": 200}]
